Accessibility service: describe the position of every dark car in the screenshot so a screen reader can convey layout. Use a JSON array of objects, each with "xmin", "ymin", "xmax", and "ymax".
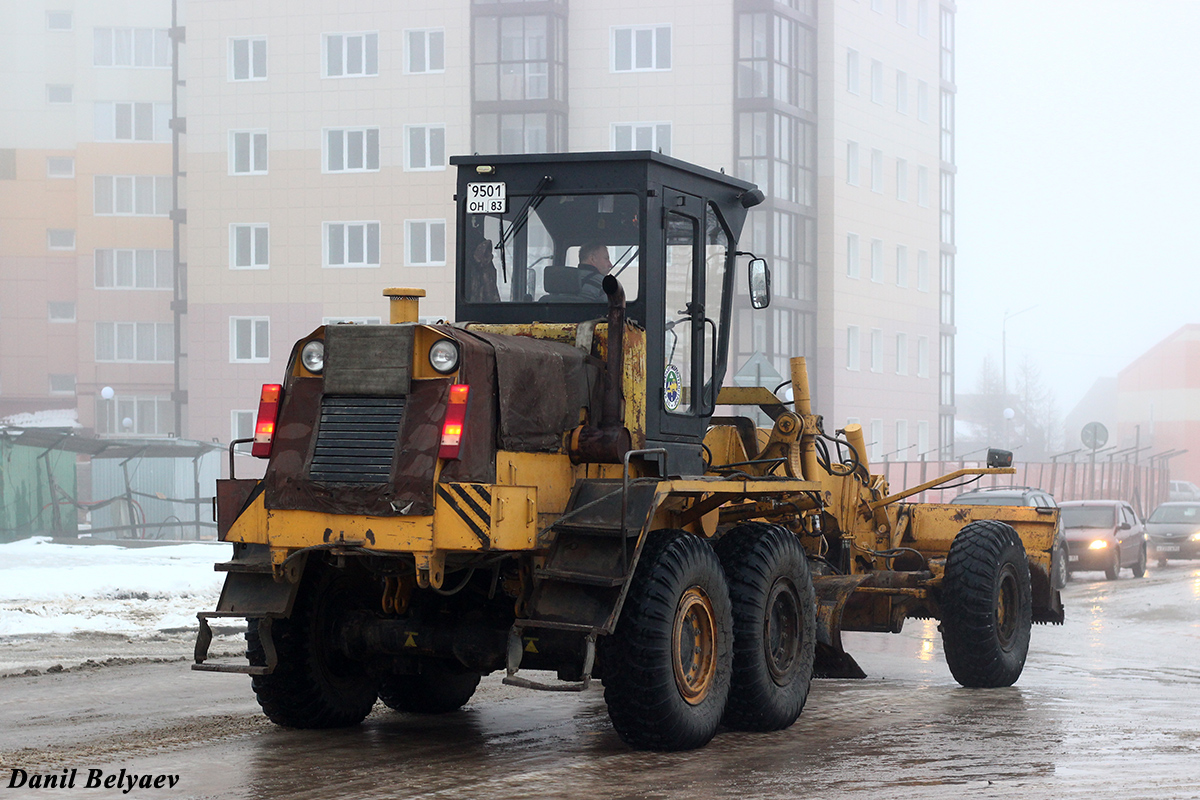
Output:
[
  {"xmin": 950, "ymin": 486, "xmax": 1068, "ymax": 589},
  {"xmin": 1144, "ymin": 502, "xmax": 1200, "ymax": 565},
  {"xmin": 1058, "ymin": 500, "xmax": 1147, "ymax": 580}
]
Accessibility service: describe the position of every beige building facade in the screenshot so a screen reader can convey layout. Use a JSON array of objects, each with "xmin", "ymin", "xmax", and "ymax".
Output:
[{"xmin": 3, "ymin": 0, "xmax": 956, "ymax": 463}]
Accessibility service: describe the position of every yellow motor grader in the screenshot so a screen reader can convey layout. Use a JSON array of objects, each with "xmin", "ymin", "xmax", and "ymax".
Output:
[{"xmin": 194, "ymin": 151, "xmax": 1063, "ymax": 751}]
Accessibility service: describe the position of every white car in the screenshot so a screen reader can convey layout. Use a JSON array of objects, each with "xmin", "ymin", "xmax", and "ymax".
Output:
[{"xmin": 1168, "ymin": 481, "xmax": 1200, "ymax": 501}]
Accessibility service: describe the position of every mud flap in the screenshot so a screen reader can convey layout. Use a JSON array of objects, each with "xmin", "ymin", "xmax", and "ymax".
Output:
[
  {"xmin": 812, "ymin": 574, "xmax": 870, "ymax": 679},
  {"xmin": 192, "ymin": 570, "xmax": 301, "ymax": 675}
]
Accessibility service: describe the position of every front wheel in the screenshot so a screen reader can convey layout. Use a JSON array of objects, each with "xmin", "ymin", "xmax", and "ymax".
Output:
[
  {"xmin": 601, "ymin": 531, "xmax": 733, "ymax": 751},
  {"xmin": 1104, "ymin": 545, "xmax": 1120, "ymax": 581},
  {"xmin": 940, "ymin": 520, "xmax": 1032, "ymax": 688},
  {"xmin": 715, "ymin": 523, "xmax": 815, "ymax": 732},
  {"xmin": 1132, "ymin": 544, "xmax": 1147, "ymax": 578}
]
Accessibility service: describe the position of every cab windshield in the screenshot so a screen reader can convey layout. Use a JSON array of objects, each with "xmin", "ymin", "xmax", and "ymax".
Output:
[{"xmin": 462, "ymin": 193, "xmax": 641, "ymax": 304}]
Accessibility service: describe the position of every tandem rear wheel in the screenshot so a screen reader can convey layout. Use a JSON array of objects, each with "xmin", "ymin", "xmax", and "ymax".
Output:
[{"xmin": 939, "ymin": 520, "xmax": 1033, "ymax": 688}]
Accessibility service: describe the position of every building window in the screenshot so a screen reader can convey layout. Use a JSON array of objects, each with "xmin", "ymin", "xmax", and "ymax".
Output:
[
  {"xmin": 896, "ymin": 332, "xmax": 909, "ymax": 375},
  {"xmin": 870, "ymin": 419, "xmax": 883, "ymax": 461},
  {"xmin": 941, "ymin": 89, "xmax": 955, "ymax": 163},
  {"xmin": 871, "ymin": 0, "xmax": 884, "ymax": 12},
  {"xmin": 96, "ymin": 395, "xmax": 173, "ymax": 436},
  {"xmin": 917, "ymin": 336, "xmax": 929, "ymax": 377},
  {"xmin": 847, "ymin": 233, "xmax": 860, "ymax": 278},
  {"xmin": 917, "ymin": 165, "xmax": 929, "ymax": 207},
  {"xmin": 475, "ymin": 112, "xmax": 563, "ymax": 155},
  {"xmin": 229, "ymin": 131, "xmax": 268, "ymax": 175},
  {"xmin": 896, "ymin": 158, "xmax": 908, "ymax": 201},
  {"xmin": 736, "ymin": 111, "xmax": 768, "ymax": 189},
  {"xmin": 895, "ymin": 420, "xmax": 909, "ymax": 458},
  {"xmin": 47, "ymin": 229, "xmax": 76, "ymax": 250},
  {"xmin": 405, "ymin": 220, "xmax": 446, "ymax": 266},
  {"xmin": 940, "ymin": 333, "xmax": 955, "ymax": 405},
  {"xmin": 846, "ymin": 141, "xmax": 859, "ymax": 185},
  {"xmin": 871, "ymin": 148, "xmax": 883, "ymax": 192},
  {"xmin": 93, "ymin": 175, "xmax": 171, "ymax": 216},
  {"xmin": 870, "ymin": 239, "xmax": 883, "ymax": 282},
  {"xmin": 917, "ymin": 249, "xmax": 930, "ymax": 291},
  {"xmin": 870, "ymin": 328, "xmax": 883, "ymax": 372},
  {"xmin": 46, "ymin": 85, "xmax": 73, "ymax": 104},
  {"xmin": 49, "ymin": 374, "xmax": 76, "ymax": 395},
  {"xmin": 406, "ymin": 29, "xmax": 444, "ymax": 74},
  {"xmin": 613, "ymin": 122, "xmax": 671, "ymax": 155},
  {"xmin": 47, "ymin": 157, "xmax": 74, "ymax": 178},
  {"xmin": 896, "ymin": 71, "xmax": 908, "ymax": 114},
  {"xmin": 846, "ymin": 49, "xmax": 859, "ymax": 94},
  {"xmin": 918, "ymin": 420, "xmax": 930, "ymax": 454},
  {"xmin": 475, "ymin": 15, "xmax": 563, "ymax": 102},
  {"xmin": 846, "ymin": 326, "xmax": 860, "ymax": 371},
  {"xmin": 231, "ymin": 410, "xmax": 255, "ymax": 453},
  {"xmin": 323, "ymin": 317, "xmax": 382, "ymax": 326},
  {"xmin": 941, "ymin": 7, "xmax": 955, "ymax": 83},
  {"xmin": 93, "ymin": 28, "xmax": 170, "ymax": 68},
  {"xmin": 325, "ymin": 222, "xmax": 381, "ymax": 268},
  {"xmin": 897, "ymin": 0, "xmax": 909, "ymax": 27},
  {"xmin": 870, "ymin": 59, "xmax": 883, "ymax": 104},
  {"xmin": 918, "ymin": 0, "xmax": 930, "ymax": 37},
  {"xmin": 941, "ymin": 171, "xmax": 954, "ymax": 245},
  {"xmin": 896, "ymin": 245, "xmax": 908, "ymax": 287},
  {"xmin": 94, "ymin": 102, "xmax": 171, "ymax": 142},
  {"xmin": 405, "ymin": 125, "xmax": 446, "ymax": 171},
  {"xmin": 230, "ymin": 317, "xmax": 270, "ymax": 363},
  {"xmin": 47, "ymin": 11, "xmax": 72, "ymax": 31},
  {"xmin": 917, "ymin": 80, "xmax": 930, "ymax": 122},
  {"xmin": 612, "ymin": 25, "xmax": 671, "ymax": 72},
  {"xmin": 324, "ymin": 32, "xmax": 379, "ymax": 78},
  {"xmin": 941, "ymin": 252, "xmax": 955, "ymax": 325},
  {"xmin": 48, "ymin": 302, "xmax": 76, "ymax": 322},
  {"xmin": 230, "ymin": 37, "xmax": 267, "ymax": 81},
  {"xmin": 230, "ymin": 224, "xmax": 269, "ymax": 270},
  {"xmin": 325, "ymin": 127, "xmax": 380, "ymax": 173},
  {"xmin": 95, "ymin": 249, "xmax": 173, "ymax": 289},
  {"xmin": 95, "ymin": 321, "xmax": 173, "ymax": 362}
]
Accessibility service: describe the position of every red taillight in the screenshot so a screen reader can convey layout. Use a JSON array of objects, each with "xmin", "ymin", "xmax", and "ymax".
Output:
[
  {"xmin": 439, "ymin": 384, "xmax": 470, "ymax": 460},
  {"xmin": 251, "ymin": 383, "xmax": 283, "ymax": 458}
]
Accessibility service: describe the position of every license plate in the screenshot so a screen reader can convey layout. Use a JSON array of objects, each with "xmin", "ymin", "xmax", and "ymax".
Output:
[
  {"xmin": 1068, "ymin": 555, "xmax": 1079, "ymax": 562},
  {"xmin": 1157, "ymin": 545, "xmax": 1181, "ymax": 552},
  {"xmin": 467, "ymin": 182, "xmax": 507, "ymax": 214}
]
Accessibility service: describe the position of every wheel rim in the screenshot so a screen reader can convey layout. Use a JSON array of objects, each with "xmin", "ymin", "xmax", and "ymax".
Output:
[
  {"xmin": 672, "ymin": 586, "xmax": 718, "ymax": 705},
  {"xmin": 763, "ymin": 577, "xmax": 801, "ymax": 685},
  {"xmin": 995, "ymin": 564, "xmax": 1020, "ymax": 648}
]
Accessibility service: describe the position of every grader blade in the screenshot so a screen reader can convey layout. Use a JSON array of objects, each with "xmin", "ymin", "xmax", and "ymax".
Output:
[{"xmin": 812, "ymin": 574, "xmax": 869, "ymax": 679}]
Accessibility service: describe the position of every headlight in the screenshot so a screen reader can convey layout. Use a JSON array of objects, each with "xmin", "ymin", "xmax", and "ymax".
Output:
[
  {"xmin": 1088, "ymin": 540, "xmax": 1109, "ymax": 550},
  {"xmin": 301, "ymin": 340, "xmax": 325, "ymax": 373},
  {"xmin": 1191, "ymin": 532, "xmax": 1200, "ymax": 542},
  {"xmin": 429, "ymin": 339, "xmax": 460, "ymax": 374}
]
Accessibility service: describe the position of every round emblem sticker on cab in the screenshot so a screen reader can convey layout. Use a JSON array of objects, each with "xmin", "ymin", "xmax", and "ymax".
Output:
[{"xmin": 664, "ymin": 365, "xmax": 682, "ymax": 411}]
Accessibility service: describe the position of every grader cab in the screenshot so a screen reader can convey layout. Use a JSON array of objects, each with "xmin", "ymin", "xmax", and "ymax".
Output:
[{"xmin": 195, "ymin": 151, "xmax": 1063, "ymax": 752}]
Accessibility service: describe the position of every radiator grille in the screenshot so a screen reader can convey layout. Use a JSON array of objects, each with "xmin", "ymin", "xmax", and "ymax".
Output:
[{"xmin": 308, "ymin": 396, "xmax": 404, "ymax": 484}]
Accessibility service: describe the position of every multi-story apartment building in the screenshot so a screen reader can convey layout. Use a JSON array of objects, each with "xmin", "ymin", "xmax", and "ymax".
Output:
[
  {"xmin": 4, "ymin": 0, "xmax": 955, "ymax": 462},
  {"xmin": 0, "ymin": 0, "xmax": 180, "ymax": 437}
]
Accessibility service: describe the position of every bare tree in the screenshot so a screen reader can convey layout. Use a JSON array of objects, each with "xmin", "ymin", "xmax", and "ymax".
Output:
[{"xmin": 1011, "ymin": 355, "xmax": 1063, "ymax": 459}]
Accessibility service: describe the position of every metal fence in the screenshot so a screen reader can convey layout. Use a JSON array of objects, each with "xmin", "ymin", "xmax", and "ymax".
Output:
[{"xmin": 878, "ymin": 458, "xmax": 1171, "ymax": 518}]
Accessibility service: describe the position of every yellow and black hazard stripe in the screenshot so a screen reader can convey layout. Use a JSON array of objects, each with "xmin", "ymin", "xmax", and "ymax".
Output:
[{"xmin": 436, "ymin": 483, "xmax": 492, "ymax": 548}]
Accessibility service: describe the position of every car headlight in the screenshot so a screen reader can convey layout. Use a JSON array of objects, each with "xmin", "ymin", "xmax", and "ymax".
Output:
[
  {"xmin": 429, "ymin": 339, "xmax": 460, "ymax": 374},
  {"xmin": 1088, "ymin": 540, "xmax": 1109, "ymax": 550},
  {"xmin": 1191, "ymin": 532, "xmax": 1200, "ymax": 542},
  {"xmin": 301, "ymin": 340, "xmax": 325, "ymax": 374}
]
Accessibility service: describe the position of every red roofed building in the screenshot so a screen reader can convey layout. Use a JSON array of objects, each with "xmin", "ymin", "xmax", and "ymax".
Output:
[{"xmin": 1117, "ymin": 324, "xmax": 1200, "ymax": 485}]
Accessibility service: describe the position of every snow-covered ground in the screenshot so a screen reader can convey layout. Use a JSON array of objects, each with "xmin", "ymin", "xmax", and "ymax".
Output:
[{"xmin": 0, "ymin": 537, "xmax": 229, "ymax": 673}]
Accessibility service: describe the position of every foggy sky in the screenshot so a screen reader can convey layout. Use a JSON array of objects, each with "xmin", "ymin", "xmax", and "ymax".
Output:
[{"xmin": 955, "ymin": 1, "xmax": 1200, "ymax": 424}]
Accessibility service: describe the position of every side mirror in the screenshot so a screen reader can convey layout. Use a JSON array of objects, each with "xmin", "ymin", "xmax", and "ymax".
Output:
[
  {"xmin": 749, "ymin": 257, "xmax": 771, "ymax": 309},
  {"xmin": 1119, "ymin": 521, "xmax": 1131, "ymax": 530}
]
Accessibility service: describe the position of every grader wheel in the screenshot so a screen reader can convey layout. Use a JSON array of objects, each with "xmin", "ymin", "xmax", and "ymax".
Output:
[
  {"xmin": 600, "ymin": 531, "xmax": 733, "ymax": 751},
  {"xmin": 940, "ymin": 520, "xmax": 1032, "ymax": 688},
  {"xmin": 715, "ymin": 523, "xmax": 816, "ymax": 731}
]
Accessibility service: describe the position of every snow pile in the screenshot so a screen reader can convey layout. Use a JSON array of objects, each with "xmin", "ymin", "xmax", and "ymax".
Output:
[
  {"xmin": 0, "ymin": 408, "xmax": 80, "ymax": 428},
  {"xmin": 0, "ymin": 537, "xmax": 226, "ymax": 637}
]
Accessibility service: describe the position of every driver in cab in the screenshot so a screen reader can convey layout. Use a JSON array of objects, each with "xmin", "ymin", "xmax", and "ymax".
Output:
[{"xmin": 576, "ymin": 242, "xmax": 613, "ymax": 301}]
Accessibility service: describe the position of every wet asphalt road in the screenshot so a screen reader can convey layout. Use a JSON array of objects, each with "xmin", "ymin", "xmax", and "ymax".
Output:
[{"xmin": 2, "ymin": 563, "xmax": 1199, "ymax": 800}]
